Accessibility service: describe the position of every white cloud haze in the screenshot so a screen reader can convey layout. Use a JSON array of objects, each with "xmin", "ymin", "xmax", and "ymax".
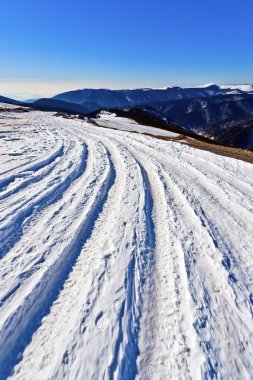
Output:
[{"xmin": 0, "ymin": 77, "xmax": 170, "ymax": 100}]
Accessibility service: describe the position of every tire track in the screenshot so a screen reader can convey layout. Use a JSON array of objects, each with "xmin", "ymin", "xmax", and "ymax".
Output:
[
  {"xmin": 0, "ymin": 144, "xmax": 64, "ymax": 201},
  {"xmin": 158, "ymin": 165, "xmax": 253, "ymax": 379},
  {"xmin": 0, "ymin": 141, "xmax": 88, "ymax": 259},
  {"xmin": 108, "ymin": 158, "xmax": 155, "ymax": 380},
  {"xmin": 0, "ymin": 146, "xmax": 115, "ymax": 379},
  {"xmin": 0, "ymin": 139, "xmax": 99, "ymax": 306}
]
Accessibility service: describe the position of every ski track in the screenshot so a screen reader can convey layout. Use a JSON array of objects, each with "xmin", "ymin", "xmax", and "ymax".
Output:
[{"xmin": 0, "ymin": 110, "xmax": 253, "ymax": 380}]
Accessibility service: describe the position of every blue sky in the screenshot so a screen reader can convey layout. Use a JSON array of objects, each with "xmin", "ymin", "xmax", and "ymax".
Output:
[{"xmin": 1, "ymin": 0, "xmax": 253, "ymax": 99}]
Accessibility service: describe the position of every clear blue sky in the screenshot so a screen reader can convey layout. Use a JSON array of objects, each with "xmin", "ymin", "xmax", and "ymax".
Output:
[{"xmin": 1, "ymin": 0, "xmax": 253, "ymax": 98}]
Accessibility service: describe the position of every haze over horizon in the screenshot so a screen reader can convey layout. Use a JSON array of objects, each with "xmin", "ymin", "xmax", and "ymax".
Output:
[
  {"xmin": 1, "ymin": 79, "xmax": 253, "ymax": 101},
  {"xmin": 1, "ymin": 0, "xmax": 253, "ymax": 99}
]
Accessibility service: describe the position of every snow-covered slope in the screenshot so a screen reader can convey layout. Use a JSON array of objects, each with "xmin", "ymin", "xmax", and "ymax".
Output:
[
  {"xmin": 0, "ymin": 102, "xmax": 28, "ymax": 110},
  {"xmin": 94, "ymin": 111, "xmax": 179, "ymax": 137},
  {"xmin": 0, "ymin": 108, "xmax": 253, "ymax": 380}
]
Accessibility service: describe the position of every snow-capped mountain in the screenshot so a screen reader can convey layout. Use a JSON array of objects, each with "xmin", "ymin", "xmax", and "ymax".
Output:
[
  {"xmin": 219, "ymin": 84, "xmax": 253, "ymax": 92},
  {"xmin": 186, "ymin": 83, "xmax": 253, "ymax": 92}
]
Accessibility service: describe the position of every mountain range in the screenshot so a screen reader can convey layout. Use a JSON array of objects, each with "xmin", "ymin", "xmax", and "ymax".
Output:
[{"xmin": 51, "ymin": 84, "xmax": 253, "ymax": 113}]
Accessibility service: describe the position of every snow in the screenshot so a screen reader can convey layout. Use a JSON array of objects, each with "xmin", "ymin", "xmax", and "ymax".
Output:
[
  {"xmin": 0, "ymin": 103, "xmax": 22, "ymax": 109},
  {"xmin": 194, "ymin": 83, "xmax": 216, "ymax": 88},
  {"xmin": 182, "ymin": 84, "xmax": 253, "ymax": 92},
  {"xmin": 0, "ymin": 107, "xmax": 253, "ymax": 379},
  {"xmin": 95, "ymin": 111, "xmax": 179, "ymax": 137},
  {"xmin": 219, "ymin": 84, "xmax": 253, "ymax": 92}
]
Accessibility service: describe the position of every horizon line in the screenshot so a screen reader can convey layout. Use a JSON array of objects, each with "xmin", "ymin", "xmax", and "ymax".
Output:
[{"xmin": 0, "ymin": 78, "xmax": 252, "ymax": 101}]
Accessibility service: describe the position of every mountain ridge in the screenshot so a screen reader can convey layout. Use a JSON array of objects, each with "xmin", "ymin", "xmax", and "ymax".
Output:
[{"xmin": 52, "ymin": 84, "xmax": 253, "ymax": 113}]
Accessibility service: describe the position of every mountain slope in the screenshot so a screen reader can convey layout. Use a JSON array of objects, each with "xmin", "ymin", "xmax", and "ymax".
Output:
[
  {"xmin": 143, "ymin": 94, "xmax": 253, "ymax": 149},
  {"xmin": 0, "ymin": 95, "xmax": 24, "ymax": 106},
  {"xmin": 204, "ymin": 117, "xmax": 253, "ymax": 150},
  {"xmin": 0, "ymin": 107, "xmax": 253, "ymax": 379},
  {"xmin": 33, "ymin": 98, "xmax": 89, "ymax": 114},
  {"xmin": 148, "ymin": 94, "xmax": 253, "ymax": 128}
]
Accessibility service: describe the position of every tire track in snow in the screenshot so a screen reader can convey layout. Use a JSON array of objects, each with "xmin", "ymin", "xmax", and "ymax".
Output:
[
  {"xmin": 108, "ymin": 132, "xmax": 253, "ymax": 379},
  {"xmin": 9, "ymin": 139, "xmax": 156, "ymax": 380},
  {"xmin": 0, "ymin": 146, "xmax": 63, "ymax": 202},
  {"xmin": 0, "ymin": 144, "xmax": 64, "ymax": 194},
  {"xmin": 54, "ymin": 130, "xmax": 157, "ymax": 379},
  {"xmin": 108, "ymin": 158, "xmax": 155, "ymax": 380},
  {"xmin": 78, "ymin": 121, "xmax": 253, "ymax": 379},
  {"xmin": 0, "ymin": 116, "xmax": 62, "ymax": 177},
  {"xmin": 0, "ymin": 139, "xmax": 99, "ymax": 306},
  {"xmin": 161, "ymin": 161, "xmax": 253, "ymax": 315},
  {"xmin": 0, "ymin": 141, "xmax": 88, "ymax": 259},
  {"xmin": 9, "ymin": 138, "xmax": 130, "ymax": 380},
  {"xmin": 0, "ymin": 146, "xmax": 115, "ymax": 379},
  {"xmin": 126, "ymin": 150, "xmax": 201, "ymax": 379},
  {"xmin": 158, "ymin": 165, "xmax": 253, "ymax": 379},
  {"xmin": 0, "ymin": 137, "xmax": 80, "ymax": 221},
  {"xmin": 125, "ymin": 136, "xmax": 253, "ymax": 305}
]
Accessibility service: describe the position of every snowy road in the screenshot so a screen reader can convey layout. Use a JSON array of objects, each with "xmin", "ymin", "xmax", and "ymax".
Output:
[{"xmin": 0, "ymin": 109, "xmax": 253, "ymax": 380}]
